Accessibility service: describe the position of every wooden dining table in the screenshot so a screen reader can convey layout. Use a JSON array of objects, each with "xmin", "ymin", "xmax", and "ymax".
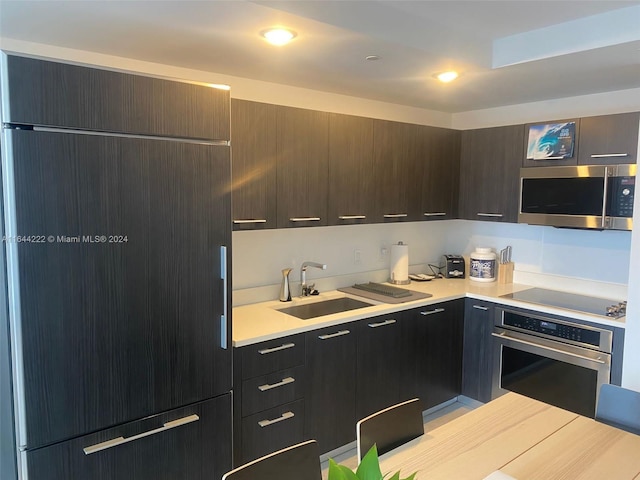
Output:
[{"xmin": 378, "ymin": 392, "xmax": 640, "ymax": 480}]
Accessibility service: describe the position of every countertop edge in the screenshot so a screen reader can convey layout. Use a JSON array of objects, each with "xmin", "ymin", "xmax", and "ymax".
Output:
[{"xmin": 232, "ymin": 280, "xmax": 625, "ymax": 347}]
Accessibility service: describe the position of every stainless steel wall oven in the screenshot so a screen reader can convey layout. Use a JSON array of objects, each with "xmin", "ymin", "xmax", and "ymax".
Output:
[{"xmin": 492, "ymin": 307, "xmax": 612, "ymax": 417}]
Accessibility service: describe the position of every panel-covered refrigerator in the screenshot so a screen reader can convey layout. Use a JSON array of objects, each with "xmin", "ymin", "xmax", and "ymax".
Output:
[{"xmin": 0, "ymin": 54, "xmax": 232, "ymax": 480}]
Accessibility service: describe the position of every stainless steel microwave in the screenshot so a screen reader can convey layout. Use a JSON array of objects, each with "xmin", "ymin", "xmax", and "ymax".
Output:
[{"xmin": 519, "ymin": 164, "xmax": 636, "ymax": 230}]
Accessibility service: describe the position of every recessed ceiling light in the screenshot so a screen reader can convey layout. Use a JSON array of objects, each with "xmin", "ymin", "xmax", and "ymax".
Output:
[
  {"xmin": 365, "ymin": 55, "xmax": 380, "ymax": 61},
  {"xmin": 436, "ymin": 71, "xmax": 459, "ymax": 83},
  {"xmin": 261, "ymin": 28, "xmax": 297, "ymax": 46}
]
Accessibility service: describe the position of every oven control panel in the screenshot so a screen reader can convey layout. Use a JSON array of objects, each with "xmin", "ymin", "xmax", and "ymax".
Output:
[{"xmin": 502, "ymin": 311, "xmax": 601, "ymax": 348}]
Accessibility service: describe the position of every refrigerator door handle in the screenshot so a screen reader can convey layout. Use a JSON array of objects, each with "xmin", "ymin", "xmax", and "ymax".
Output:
[{"xmin": 220, "ymin": 245, "xmax": 228, "ymax": 350}]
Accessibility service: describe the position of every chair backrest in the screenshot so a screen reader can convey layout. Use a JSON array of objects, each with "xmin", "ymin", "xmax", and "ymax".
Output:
[
  {"xmin": 221, "ymin": 440, "xmax": 322, "ymax": 480},
  {"xmin": 595, "ymin": 384, "xmax": 640, "ymax": 435},
  {"xmin": 356, "ymin": 398, "xmax": 424, "ymax": 462}
]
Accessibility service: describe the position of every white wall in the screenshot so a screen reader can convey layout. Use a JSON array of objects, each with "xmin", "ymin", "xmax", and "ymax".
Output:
[{"xmin": 233, "ymin": 220, "xmax": 629, "ymax": 303}]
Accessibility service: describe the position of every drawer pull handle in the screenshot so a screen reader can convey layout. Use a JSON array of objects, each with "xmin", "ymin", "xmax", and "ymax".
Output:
[
  {"xmin": 289, "ymin": 217, "xmax": 321, "ymax": 222},
  {"xmin": 338, "ymin": 215, "xmax": 366, "ymax": 220},
  {"xmin": 383, "ymin": 213, "xmax": 408, "ymax": 218},
  {"xmin": 258, "ymin": 376, "xmax": 295, "ymax": 392},
  {"xmin": 258, "ymin": 411, "xmax": 295, "ymax": 427},
  {"xmin": 258, "ymin": 343, "xmax": 295, "ymax": 355},
  {"xmin": 477, "ymin": 213, "xmax": 503, "ymax": 218},
  {"xmin": 590, "ymin": 153, "xmax": 628, "ymax": 158},
  {"xmin": 83, "ymin": 414, "xmax": 199, "ymax": 455},
  {"xmin": 318, "ymin": 330, "xmax": 350, "ymax": 340},
  {"xmin": 423, "ymin": 212, "xmax": 447, "ymax": 217},
  {"xmin": 420, "ymin": 308, "xmax": 445, "ymax": 316},
  {"xmin": 233, "ymin": 219, "xmax": 267, "ymax": 224},
  {"xmin": 473, "ymin": 305, "xmax": 489, "ymax": 311},
  {"xmin": 368, "ymin": 319, "xmax": 397, "ymax": 328}
]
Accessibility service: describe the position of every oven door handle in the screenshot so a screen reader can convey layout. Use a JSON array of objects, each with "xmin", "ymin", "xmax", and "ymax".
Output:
[{"xmin": 491, "ymin": 331, "xmax": 607, "ymax": 365}]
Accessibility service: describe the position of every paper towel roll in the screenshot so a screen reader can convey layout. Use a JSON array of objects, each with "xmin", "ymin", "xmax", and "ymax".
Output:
[{"xmin": 389, "ymin": 242, "xmax": 410, "ymax": 285}]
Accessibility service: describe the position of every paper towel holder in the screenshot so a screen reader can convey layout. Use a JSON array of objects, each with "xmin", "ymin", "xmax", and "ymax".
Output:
[{"xmin": 389, "ymin": 241, "xmax": 411, "ymax": 285}]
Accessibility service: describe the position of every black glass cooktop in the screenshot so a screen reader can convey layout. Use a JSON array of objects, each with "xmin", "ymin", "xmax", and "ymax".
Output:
[{"xmin": 501, "ymin": 288, "xmax": 625, "ymax": 318}]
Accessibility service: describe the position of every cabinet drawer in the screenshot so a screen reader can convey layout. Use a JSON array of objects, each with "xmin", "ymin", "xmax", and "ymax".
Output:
[
  {"xmin": 242, "ymin": 366, "xmax": 305, "ymax": 416},
  {"xmin": 241, "ymin": 334, "xmax": 305, "ymax": 378},
  {"xmin": 25, "ymin": 394, "xmax": 232, "ymax": 480},
  {"xmin": 241, "ymin": 399, "xmax": 305, "ymax": 464}
]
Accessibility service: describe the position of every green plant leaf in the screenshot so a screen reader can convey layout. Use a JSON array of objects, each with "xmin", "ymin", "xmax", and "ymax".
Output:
[
  {"xmin": 328, "ymin": 458, "xmax": 359, "ymax": 480},
  {"xmin": 355, "ymin": 445, "xmax": 383, "ymax": 480}
]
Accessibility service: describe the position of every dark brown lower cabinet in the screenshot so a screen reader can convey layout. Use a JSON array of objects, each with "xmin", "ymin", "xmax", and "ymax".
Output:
[
  {"xmin": 401, "ymin": 300, "xmax": 464, "ymax": 409},
  {"xmin": 356, "ymin": 314, "xmax": 402, "ymax": 420},
  {"xmin": 461, "ymin": 299, "xmax": 496, "ymax": 403},
  {"xmin": 304, "ymin": 326, "xmax": 357, "ymax": 454},
  {"xmin": 240, "ymin": 400, "xmax": 305, "ymax": 463},
  {"xmin": 25, "ymin": 394, "xmax": 232, "ymax": 480}
]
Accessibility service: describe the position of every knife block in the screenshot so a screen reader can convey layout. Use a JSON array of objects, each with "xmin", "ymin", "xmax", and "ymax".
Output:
[{"xmin": 498, "ymin": 262, "xmax": 514, "ymax": 284}]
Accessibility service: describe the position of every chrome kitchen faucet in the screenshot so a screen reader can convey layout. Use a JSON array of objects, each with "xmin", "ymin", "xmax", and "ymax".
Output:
[{"xmin": 300, "ymin": 261, "xmax": 327, "ymax": 296}]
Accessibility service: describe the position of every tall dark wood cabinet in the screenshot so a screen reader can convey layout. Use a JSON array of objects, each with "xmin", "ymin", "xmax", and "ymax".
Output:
[
  {"xmin": 372, "ymin": 120, "xmax": 420, "ymax": 223},
  {"xmin": 276, "ymin": 106, "xmax": 329, "ymax": 228},
  {"xmin": 230, "ymin": 99, "xmax": 278, "ymax": 230},
  {"xmin": 327, "ymin": 113, "xmax": 375, "ymax": 225},
  {"xmin": 304, "ymin": 325, "xmax": 356, "ymax": 453},
  {"xmin": 461, "ymin": 299, "xmax": 496, "ymax": 403},
  {"xmin": 1, "ymin": 54, "xmax": 232, "ymax": 480},
  {"xmin": 416, "ymin": 126, "xmax": 461, "ymax": 221},
  {"xmin": 400, "ymin": 300, "xmax": 464, "ymax": 409},
  {"xmin": 459, "ymin": 125, "xmax": 524, "ymax": 223}
]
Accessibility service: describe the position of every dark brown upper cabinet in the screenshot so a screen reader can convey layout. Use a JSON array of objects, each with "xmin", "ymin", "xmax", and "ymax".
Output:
[
  {"xmin": 522, "ymin": 118, "xmax": 580, "ymax": 168},
  {"xmin": 372, "ymin": 119, "xmax": 420, "ymax": 223},
  {"xmin": 327, "ymin": 114, "xmax": 375, "ymax": 225},
  {"xmin": 416, "ymin": 125, "xmax": 461, "ymax": 221},
  {"xmin": 578, "ymin": 112, "xmax": 639, "ymax": 165},
  {"xmin": 276, "ymin": 106, "xmax": 329, "ymax": 228},
  {"xmin": 459, "ymin": 124, "xmax": 524, "ymax": 223},
  {"xmin": 231, "ymin": 99, "xmax": 277, "ymax": 230},
  {"xmin": 5, "ymin": 54, "xmax": 230, "ymax": 141}
]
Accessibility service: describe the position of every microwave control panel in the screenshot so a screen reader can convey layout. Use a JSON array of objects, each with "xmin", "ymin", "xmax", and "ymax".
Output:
[{"xmin": 609, "ymin": 176, "xmax": 635, "ymax": 218}]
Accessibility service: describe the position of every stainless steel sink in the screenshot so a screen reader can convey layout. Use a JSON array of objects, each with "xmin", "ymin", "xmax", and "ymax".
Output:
[{"xmin": 277, "ymin": 297, "xmax": 374, "ymax": 320}]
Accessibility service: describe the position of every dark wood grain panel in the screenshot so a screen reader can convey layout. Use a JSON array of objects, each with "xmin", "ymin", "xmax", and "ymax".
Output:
[
  {"xmin": 356, "ymin": 314, "xmax": 402, "ymax": 419},
  {"xmin": 459, "ymin": 124, "xmax": 523, "ymax": 222},
  {"xmin": 304, "ymin": 326, "xmax": 356, "ymax": 454},
  {"xmin": 417, "ymin": 126, "xmax": 461, "ymax": 220},
  {"xmin": 461, "ymin": 299, "xmax": 496, "ymax": 403},
  {"xmin": 423, "ymin": 299, "xmax": 464, "ymax": 408},
  {"xmin": 328, "ymin": 113, "xmax": 375, "ymax": 225},
  {"xmin": 276, "ymin": 106, "xmax": 329, "ymax": 228},
  {"xmin": 372, "ymin": 120, "xmax": 419, "ymax": 223},
  {"xmin": 578, "ymin": 112, "xmax": 639, "ymax": 165},
  {"xmin": 230, "ymin": 99, "xmax": 277, "ymax": 230},
  {"xmin": 241, "ymin": 365, "xmax": 305, "ymax": 416},
  {"xmin": 240, "ymin": 333, "xmax": 305, "ymax": 379},
  {"xmin": 400, "ymin": 300, "xmax": 464, "ymax": 409},
  {"xmin": 5, "ymin": 54, "xmax": 230, "ymax": 140},
  {"xmin": 25, "ymin": 394, "xmax": 232, "ymax": 480},
  {"xmin": 12, "ymin": 130, "xmax": 231, "ymax": 448},
  {"xmin": 241, "ymin": 399, "xmax": 306, "ymax": 464}
]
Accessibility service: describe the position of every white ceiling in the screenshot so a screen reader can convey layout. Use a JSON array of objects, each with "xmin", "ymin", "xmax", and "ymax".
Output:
[{"xmin": 0, "ymin": 0, "xmax": 639, "ymax": 113}]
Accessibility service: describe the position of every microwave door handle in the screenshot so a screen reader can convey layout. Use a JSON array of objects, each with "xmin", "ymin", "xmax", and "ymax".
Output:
[{"xmin": 602, "ymin": 167, "xmax": 610, "ymax": 228}]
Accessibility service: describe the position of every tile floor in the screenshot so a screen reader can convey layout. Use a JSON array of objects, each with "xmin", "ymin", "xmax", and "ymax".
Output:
[{"xmin": 319, "ymin": 400, "xmax": 475, "ymax": 479}]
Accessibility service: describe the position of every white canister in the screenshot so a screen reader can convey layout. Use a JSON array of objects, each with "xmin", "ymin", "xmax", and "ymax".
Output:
[{"xmin": 469, "ymin": 247, "xmax": 497, "ymax": 282}]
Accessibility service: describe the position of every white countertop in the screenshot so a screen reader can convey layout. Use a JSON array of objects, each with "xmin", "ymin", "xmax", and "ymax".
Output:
[{"xmin": 232, "ymin": 279, "xmax": 626, "ymax": 347}]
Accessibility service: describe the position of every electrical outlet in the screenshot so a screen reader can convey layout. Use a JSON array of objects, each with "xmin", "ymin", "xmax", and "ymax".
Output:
[
  {"xmin": 354, "ymin": 249, "xmax": 362, "ymax": 264},
  {"xmin": 379, "ymin": 246, "xmax": 388, "ymax": 262}
]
